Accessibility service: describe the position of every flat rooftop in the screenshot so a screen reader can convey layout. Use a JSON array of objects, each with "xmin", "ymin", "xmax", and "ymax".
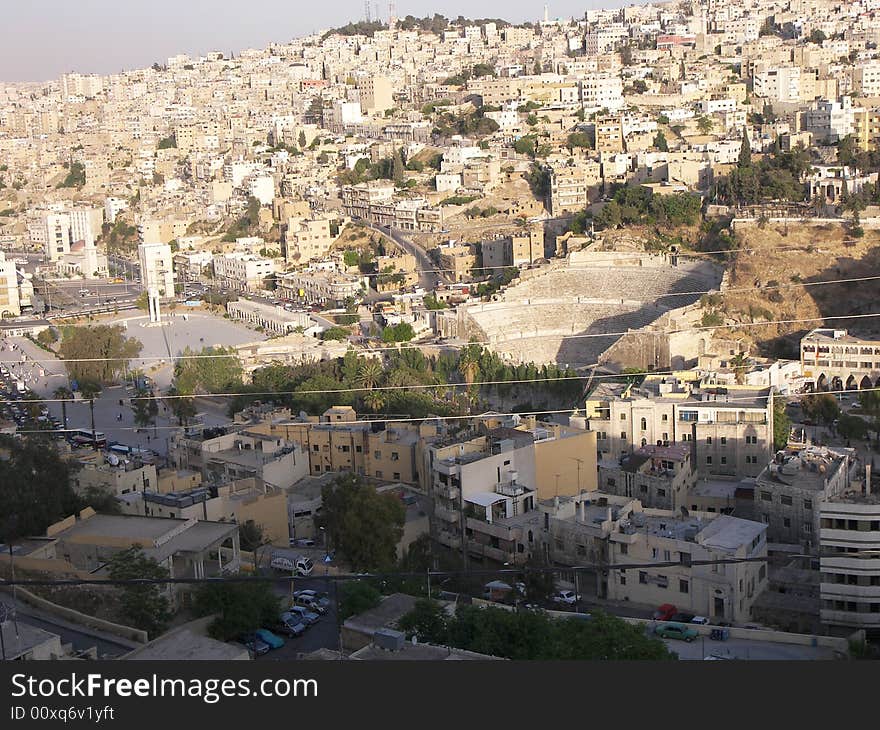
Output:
[
  {"xmin": 54, "ymin": 514, "xmax": 184, "ymax": 544},
  {"xmin": 757, "ymin": 447, "xmax": 851, "ymax": 492},
  {"xmin": 125, "ymin": 629, "xmax": 249, "ymax": 661},
  {"xmin": 698, "ymin": 514, "xmax": 765, "ymax": 553}
]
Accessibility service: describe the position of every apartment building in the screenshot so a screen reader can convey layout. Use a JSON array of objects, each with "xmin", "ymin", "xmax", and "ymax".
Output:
[
  {"xmin": 245, "ymin": 407, "xmax": 424, "ymax": 485},
  {"xmin": 594, "ymin": 116, "xmax": 625, "ymax": 153},
  {"xmin": 819, "ymin": 486, "xmax": 880, "ymax": 631},
  {"xmin": 751, "ymin": 446, "xmax": 858, "ymax": 553},
  {"xmin": 585, "ymin": 377, "xmax": 774, "ymax": 479},
  {"xmin": 212, "ymin": 252, "xmax": 276, "ymax": 292},
  {"xmin": 277, "ymin": 269, "xmax": 363, "ymax": 307},
  {"xmin": 358, "ymin": 75, "xmax": 394, "ymax": 115},
  {"xmin": 0, "ymin": 252, "xmax": 20, "ymax": 317},
  {"xmin": 119, "ymin": 479, "xmax": 290, "ymax": 547},
  {"xmin": 171, "ymin": 428, "xmax": 309, "ymax": 490},
  {"xmin": 283, "ymin": 216, "xmax": 334, "ymax": 263},
  {"xmin": 853, "ymin": 62, "xmax": 880, "ymax": 97},
  {"xmin": 753, "ymin": 65, "xmax": 802, "ymax": 103},
  {"xmin": 598, "ymin": 443, "xmax": 697, "ymax": 511},
  {"xmin": 548, "ymin": 159, "xmax": 603, "ymax": 215},
  {"xmin": 603, "ymin": 499, "xmax": 768, "ymax": 624},
  {"xmin": 579, "ymin": 75, "xmax": 625, "ymax": 111},
  {"xmin": 801, "ymin": 328, "xmax": 880, "ymax": 391},
  {"xmin": 137, "ymin": 242, "xmax": 175, "ymax": 298},
  {"xmin": 481, "ymin": 228, "xmax": 545, "ymax": 269},
  {"xmin": 437, "ymin": 241, "xmax": 478, "ymax": 282}
]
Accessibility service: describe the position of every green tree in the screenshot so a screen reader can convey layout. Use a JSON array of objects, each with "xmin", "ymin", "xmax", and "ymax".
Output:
[
  {"xmin": 108, "ymin": 547, "xmax": 172, "ymax": 637},
  {"xmin": 317, "ymin": 474, "xmax": 405, "ymax": 571},
  {"xmin": 298, "ymin": 130, "xmax": 307, "ymax": 149},
  {"xmin": 321, "ymin": 326, "xmax": 350, "ymax": 341},
  {"xmin": 338, "ymin": 580, "xmax": 382, "ymax": 621},
  {"xmin": 696, "ymin": 116, "xmax": 713, "ymax": 134},
  {"xmin": 858, "ymin": 390, "xmax": 880, "ymax": 443},
  {"xmin": 0, "ymin": 435, "xmax": 80, "ymax": 541},
  {"xmin": 238, "ymin": 520, "xmax": 266, "ymax": 553},
  {"xmin": 392, "ymin": 148, "xmax": 406, "ymax": 186},
  {"xmin": 398, "ymin": 598, "xmax": 449, "ymax": 643},
  {"xmin": 131, "ymin": 388, "xmax": 159, "ymax": 429},
  {"xmin": 59, "ymin": 325, "xmax": 143, "ymax": 385},
  {"xmin": 801, "ymin": 393, "xmax": 840, "ymax": 427},
  {"xmin": 773, "ymin": 396, "xmax": 791, "ymax": 450},
  {"xmin": 193, "ymin": 581, "xmax": 280, "ymax": 641},
  {"xmin": 653, "ymin": 131, "xmax": 669, "ymax": 152},
  {"xmin": 738, "ymin": 133, "xmax": 752, "ymax": 169},
  {"xmin": 174, "ymin": 346, "xmax": 243, "ymax": 394},
  {"xmin": 381, "ymin": 322, "xmax": 415, "ymax": 343}
]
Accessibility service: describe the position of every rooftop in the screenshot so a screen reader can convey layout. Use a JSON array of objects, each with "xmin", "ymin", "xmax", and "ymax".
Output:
[
  {"xmin": 125, "ymin": 629, "xmax": 249, "ymax": 660},
  {"xmin": 698, "ymin": 514, "xmax": 766, "ymax": 553},
  {"xmin": 757, "ymin": 447, "xmax": 852, "ymax": 493}
]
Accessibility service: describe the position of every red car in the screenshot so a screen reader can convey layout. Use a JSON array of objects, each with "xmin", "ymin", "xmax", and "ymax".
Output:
[{"xmin": 654, "ymin": 604, "xmax": 677, "ymax": 621}]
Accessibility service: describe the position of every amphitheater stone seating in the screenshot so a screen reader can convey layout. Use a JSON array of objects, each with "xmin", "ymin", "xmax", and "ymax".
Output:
[{"xmin": 465, "ymin": 261, "xmax": 721, "ymax": 367}]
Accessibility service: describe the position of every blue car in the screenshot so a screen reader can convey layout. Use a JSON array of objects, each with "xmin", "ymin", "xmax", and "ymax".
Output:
[
  {"xmin": 239, "ymin": 633, "xmax": 270, "ymax": 656},
  {"xmin": 255, "ymin": 628, "xmax": 285, "ymax": 649}
]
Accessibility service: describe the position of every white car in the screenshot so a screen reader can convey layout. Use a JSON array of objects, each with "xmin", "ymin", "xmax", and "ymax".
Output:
[
  {"xmin": 552, "ymin": 590, "xmax": 579, "ymax": 606},
  {"xmin": 691, "ymin": 616, "xmax": 710, "ymax": 625}
]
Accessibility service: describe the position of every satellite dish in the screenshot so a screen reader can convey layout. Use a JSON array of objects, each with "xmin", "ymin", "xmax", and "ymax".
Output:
[{"xmin": 107, "ymin": 454, "xmax": 120, "ymax": 466}]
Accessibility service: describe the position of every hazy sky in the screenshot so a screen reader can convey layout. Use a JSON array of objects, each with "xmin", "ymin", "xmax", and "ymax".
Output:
[{"xmin": 0, "ymin": 0, "xmax": 632, "ymax": 82}]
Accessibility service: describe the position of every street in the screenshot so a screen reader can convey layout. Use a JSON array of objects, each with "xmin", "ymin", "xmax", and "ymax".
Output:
[{"xmin": 357, "ymin": 219, "xmax": 443, "ymax": 291}]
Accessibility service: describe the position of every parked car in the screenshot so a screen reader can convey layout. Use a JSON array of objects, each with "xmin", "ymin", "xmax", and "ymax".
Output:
[
  {"xmin": 239, "ymin": 633, "xmax": 270, "ymax": 655},
  {"xmin": 276, "ymin": 614, "xmax": 307, "ymax": 637},
  {"xmin": 289, "ymin": 538, "xmax": 316, "ymax": 548},
  {"xmin": 286, "ymin": 605, "xmax": 320, "ymax": 625},
  {"xmin": 255, "ymin": 628, "xmax": 285, "ymax": 649},
  {"xmin": 653, "ymin": 603, "xmax": 678, "ymax": 621},
  {"xmin": 655, "ymin": 622, "xmax": 698, "ymax": 642},
  {"xmin": 691, "ymin": 616, "xmax": 710, "ymax": 625},
  {"xmin": 670, "ymin": 612, "xmax": 695, "ymax": 623},
  {"xmin": 552, "ymin": 590, "xmax": 579, "ymax": 606},
  {"xmin": 294, "ymin": 590, "xmax": 331, "ymax": 611},
  {"xmin": 294, "ymin": 596, "xmax": 326, "ymax": 615}
]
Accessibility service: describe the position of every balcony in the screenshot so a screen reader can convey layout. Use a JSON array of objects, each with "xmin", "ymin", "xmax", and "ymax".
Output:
[
  {"xmin": 821, "ymin": 583, "xmax": 880, "ymax": 600},
  {"xmin": 434, "ymin": 505, "xmax": 459, "ymax": 523},
  {"xmin": 435, "ymin": 483, "xmax": 459, "ymax": 501},
  {"xmin": 820, "ymin": 609, "xmax": 880, "ymax": 628},
  {"xmin": 466, "ymin": 517, "xmax": 520, "ymax": 541},
  {"xmin": 467, "ymin": 542, "xmax": 517, "ymax": 563},
  {"xmin": 437, "ymin": 530, "xmax": 461, "ymax": 549}
]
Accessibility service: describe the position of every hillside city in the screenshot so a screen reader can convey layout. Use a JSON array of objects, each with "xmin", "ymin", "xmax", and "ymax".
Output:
[{"xmin": 2, "ymin": 1, "xmax": 880, "ymax": 662}]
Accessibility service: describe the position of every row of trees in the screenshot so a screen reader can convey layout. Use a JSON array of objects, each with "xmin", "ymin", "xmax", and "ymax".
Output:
[
  {"xmin": 594, "ymin": 186, "xmax": 703, "ymax": 231},
  {"xmin": 398, "ymin": 601, "xmax": 675, "ymax": 660},
  {"xmin": 58, "ymin": 324, "xmax": 143, "ymax": 388}
]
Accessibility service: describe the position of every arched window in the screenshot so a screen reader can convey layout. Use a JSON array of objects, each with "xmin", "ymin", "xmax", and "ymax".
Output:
[
  {"xmin": 640, "ymin": 417, "xmax": 647, "ymax": 431},
  {"xmin": 527, "ymin": 530, "xmax": 534, "ymax": 543}
]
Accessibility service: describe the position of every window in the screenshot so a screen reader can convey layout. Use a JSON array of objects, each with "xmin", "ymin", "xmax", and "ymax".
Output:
[
  {"xmin": 707, "ymin": 436, "xmax": 713, "ymax": 445},
  {"xmin": 761, "ymin": 491, "xmax": 772, "ymax": 502},
  {"xmin": 621, "ymin": 432, "xmax": 627, "ymax": 440},
  {"xmin": 312, "ymin": 444, "xmax": 319, "ymax": 452},
  {"xmin": 620, "ymin": 574, "xmax": 626, "ymax": 585},
  {"xmin": 781, "ymin": 495, "xmax": 792, "ymax": 506},
  {"xmin": 720, "ymin": 437, "xmax": 727, "ymax": 445},
  {"xmin": 639, "ymin": 571, "xmax": 647, "ymax": 584},
  {"xmin": 662, "ymin": 414, "xmax": 668, "ymax": 422},
  {"xmin": 706, "ymin": 456, "xmax": 713, "ymax": 464},
  {"xmin": 355, "ymin": 445, "xmax": 362, "ymax": 453},
  {"xmin": 619, "ymin": 543, "xmax": 628, "ymax": 555},
  {"xmin": 679, "ymin": 579, "xmax": 689, "ymax": 594},
  {"xmin": 682, "ymin": 433, "xmax": 692, "ymax": 441},
  {"xmin": 391, "ymin": 452, "xmax": 399, "ymax": 461},
  {"xmin": 720, "ymin": 456, "xmax": 727, "ymax": 465},
  {"xmin": 607, "ymin": 478, "xmax": 616, "ymax": 486},
  {"xmin": 804, "ymin": 499, "xmax": 812, "ymax": 511},
  {"xmin": 374, "ymin": 451, "xmax": 381, "ymax": 459},
  {"xmin": 657, "ymin": 488, "xmax": 666, "ymax": 497},
  {"xmin": 663, "ymin": 550, "xmax": 670, "ymax": 561},
  {"xmin": 783, "ymin": 518, "xmax": 791, "ymax": 528},
  {"xmin": 804, "ymin": 522, "xmax": 812, "ymax": 534},
  {"xmin": 393, "ymin": 472, "xmax": 400, "ymax": 480},
  {"xmin": 375, "ymin": 470, "xmax": 383, "ymax": 478},
  {"xmin": 656, "ymin": 575, "xmax": 668, "ymax": 589},
  {"xmin": 341, "ymin": 445, "xmax": 350, "ymax": 453},
  {"xmin": 640, "ymin": 418, "xmax": 647, "ymax": 431},
  {"xmin": 620, "ymin": 413, "xmax": 627, "ymax": 421}
]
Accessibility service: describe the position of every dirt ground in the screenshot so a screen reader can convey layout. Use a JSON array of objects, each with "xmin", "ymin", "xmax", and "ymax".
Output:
[{"xmin": 718, "ymin": 222, "xmax": 880, "ymax": 356}]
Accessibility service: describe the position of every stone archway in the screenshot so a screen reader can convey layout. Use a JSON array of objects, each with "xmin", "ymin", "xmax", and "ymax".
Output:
[
  {"xmin": 831, "ymin": 376, "xmax": 844, "ymax": 392},
  {"xmin": 860, "ymin": 375, "xmax": 873, "ymax": 390},
  {"xmin": 846, "ymin": 374, "xmax": 858, "ymax": 390},
  {"xmin": 816, "ymin": 373, "xmax": 828, "ymax": 391}
]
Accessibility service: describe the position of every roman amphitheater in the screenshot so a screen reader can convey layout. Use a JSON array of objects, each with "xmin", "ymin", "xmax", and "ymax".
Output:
[{"xmin": 446, "ymin": 249, "xmax": 724, "ymax": 370}]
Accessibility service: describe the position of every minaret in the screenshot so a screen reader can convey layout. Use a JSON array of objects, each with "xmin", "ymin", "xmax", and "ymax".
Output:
[{"xmin": 544, "ymin": 4, "xmax": 550, "ymax": 24}]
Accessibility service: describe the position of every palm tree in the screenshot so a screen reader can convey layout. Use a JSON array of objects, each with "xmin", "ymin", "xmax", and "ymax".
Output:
[
  {"xmin": 458, "ymin": 345, "xmax": 482, "ymax": 386},
  {"xmin": 363, "ymin": 390, "xmax": 385, "ymax": 413},
  {"xmin": 53, "ymin": 386, "xmax": 73, "ymax": 431},
  {"xmin": 730, "ymin": 352, "xmax": 749, "ymax": 385},
  {"xmin": 356, "ymin": 360, "xmax": 384, "ymax": 391},
  {"xmin": 79, "ymin": 381, "xmax": 102, "ymax": 448}
]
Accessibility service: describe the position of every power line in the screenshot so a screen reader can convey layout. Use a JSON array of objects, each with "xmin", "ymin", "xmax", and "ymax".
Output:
[
  {"xmin": 5, "ymin": 384, "xmax": 871, "ymax": 436},
  {"xmin": 5, "ymin": 309, "xmax": 880, "ymax": 365}
]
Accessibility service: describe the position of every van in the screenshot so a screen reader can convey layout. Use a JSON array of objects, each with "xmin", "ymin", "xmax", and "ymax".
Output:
[{"xmin": 270, "ymin": 554, "xmax": 313, "ymax": 576}]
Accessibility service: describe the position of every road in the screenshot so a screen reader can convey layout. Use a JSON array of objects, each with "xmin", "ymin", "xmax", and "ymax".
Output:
[
  {"xmin": 2, "ymin": 600, "xmax": 137, "ymax": 659},
  {"xmin": 357, "ymin": 218, "xmax": 443, "ymax": 291}
]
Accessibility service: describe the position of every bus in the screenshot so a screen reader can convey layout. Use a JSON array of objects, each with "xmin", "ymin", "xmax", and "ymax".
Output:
[{"xmin": 69, "ymin": 429, "xmax": 107, "ymax": 449}]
